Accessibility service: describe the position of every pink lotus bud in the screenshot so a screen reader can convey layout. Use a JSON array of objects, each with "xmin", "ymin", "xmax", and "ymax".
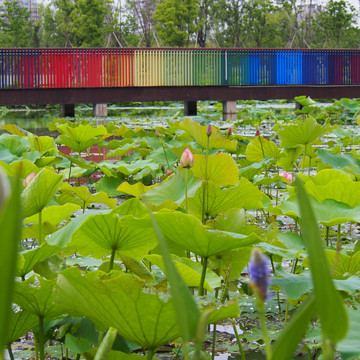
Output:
[
  {"xmin": 280, "ymin": 171, "xmax": 293, "ymax": 183},
  {"xmin": 161, "ymin": 165, "xmax": 165, "ymax": 172},
  {"xmin": 180, "ymin": 147, "xmax": 194, "ymax": 168},
  {"xmin": 155, "ymin": 129, "xmax": 160, "ymax": 137},
  {"xmin": 227, "ymin": 128, "xmax": 232, "ymax": 136},
  {"xmin": 166, "ymin": 169, "xmax": 172, "ymax": 176},
  {"xmin": 24, "ymin": 172, "xmax": 36, "ymax": 187},
  {"xmin": 255, "ymin": 130, "xmax": 261, "ymax": 136},
  {"xmin": 206, "ymin": 125, "xmax": 212, "ymax": 137}
]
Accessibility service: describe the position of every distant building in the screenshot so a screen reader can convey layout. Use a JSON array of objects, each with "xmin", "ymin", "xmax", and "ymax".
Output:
[
  {"xmin": 0, "ymin": 0, "xmax": 39, "ymax": 21},
  {"xmin": 297, "ymin": 2, "xmax": 323, "ymax": 23}
]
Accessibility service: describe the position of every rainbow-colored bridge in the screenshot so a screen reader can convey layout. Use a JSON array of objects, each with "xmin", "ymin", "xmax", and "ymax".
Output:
[{"xmin": 1, "ymin": 48, "xmax": 360, "ymax": 118}]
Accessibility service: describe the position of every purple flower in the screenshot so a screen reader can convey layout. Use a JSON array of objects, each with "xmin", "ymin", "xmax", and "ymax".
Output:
[
  {"xmin": 206, "ymin": 125, "xmax": 212, "ymax": 137},
  {"xmin": 249, "ymin": 248, "xmax": 271, "ymax": 301}
]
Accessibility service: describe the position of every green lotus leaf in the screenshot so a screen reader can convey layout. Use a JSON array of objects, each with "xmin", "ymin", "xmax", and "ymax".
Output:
[
  {"xmin": 120, "ymin": 255, "xmax": 154, "ymax": 282},
  {"xmin": 306, "ymin": 250, "xmax": 360, "ymax": 278},
  {"xmin": 273, "ymin": 267, "xmax": 360, "ymax": 300},
  {"xmin": 257, "ymin": 242, "xmax": 301, "ymax": 261},
  {"xmin": 146, "ymin": 146, "xmax": 179, "ymax": 167},
  {"xmin": 0, "ymin": 133, "xmax": 30, "ymax": 157},
  {"xmin": 146, "ymin": 254, "xmax": 220, "ymax": 292},
  {"xmin": 95, "ymin": 176, "xmax": 124, "ymax": 197},
  {"xmin": 111, "ymin": 198, "xmax": 149, "ymax": 218},
  {"xmin": 187, "ymin": 178, "xmax": 264, "ymax": 219},
  {"xmin": 56, "ymin": 182, "xmax": 116, "ymax": 210},
  {"xmin": 179, "ymin": 118, "xmax": 237, "ymax": 152},
  {"xmin": 0, "ymin": 159, "xmax": 40, "ymax": 178},
  {"xmin": 294, "ymin": 95, "xmax": 316, "ymax": 106},
  {"xmin": 0, "ymin": 146, "xmax": 18, "ymax": 164},
  {"xmin": 143, "ymin": 167, "xmax": 202, "ymax": 207},
  {"xmin": 21, "ymin": 168, "xmax": 64, "ymax": 218},
  {"xmin": 337, "ymin": 307, "xmax": 360, "ymax": 359},
  {"xmin": 111, "ymin": 160, "xmax": 159, "ymax": 176},
  {"xmin": 305, "ymin": 178, "xmax": 360, "ymax": 208},
  {"xmin": 35, "ymin": 156, "xmax": 62, "ymax": 168},
  {"xmin": 13, "ymin": 275, "xmax": 62, "ymax": 319},
  {"xmin": 58, "ymin": 153, "xmax": 93, "ymax": 170},
  {"xmin": 318, "ymin": 149, "xmax": 360, "ymax": 171},
  {"xmin": 152, "ymin": 212, "xmax": 259, "ymax": 258},
  {"xmin": 117, "ymin": 181, "xmax": 153, "ymax": 198},
  {"xmin": 70, "ymin": 213, "xmax": 157, "ymax": 261},
  {"xmin": 245, "ymin": 136, "xmax": 280, "ymax": 162},
  {"xmin": 301, "ymin": 169, "xmax": 352, "ymax": 185},
  {"xmin": 25, "ymin": 203, "xmax": 80, "ymax": 225},
  {"xmin": 1, "ymin": 124, "xmax": 28, "ymax": 137},
  {"xmin": 28, "ymin": 133, "xmax": 57, "ymax": 155},
  {"xmin": 17, "ymin": 243, "xmax": 61, "ymax": 279},
  {"xmin": 7, "ymin": 310, "xmax": 38, "ymax": 345},
  {"xmin": 56, "ymin": 124, "xmax": 107, "ymax": 153},
  {"xmin": 339, "ymin": 98, "xmax": 360, "ymax": 112},
  {"xmin": 106, "ymin": 143, "xmax": 142, "ymax": 158},
  {"xmin": 277, "ymin": 146, "xmax": 304, "ymax": 172},
  {"xmin": 238, "ymin": 160, "xmax": 264, "ymax": 180},
  {"xmin": 46, "ymin": 210, "xmax": 110, "ymax": 248},
  {"xmin": 209, "ymin": 247, "xmax": 252, "ymax": 281},
  {"xmin": 191, "ymin": 154, "xmax": 239, "ymax": 186},
  {"xmin": 277, "ymin": 116, "xmax": 335, "ymax": 148},
  {"xmin": 55, "ymin": 268, "xmax": 181, "ymax": 349}
]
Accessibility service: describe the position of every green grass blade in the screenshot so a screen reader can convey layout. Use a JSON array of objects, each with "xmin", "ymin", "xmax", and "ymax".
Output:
[
  {"xmin": 295, "ymin": 178, "xmax": 348, "ymax": 343},
  {"xmin": 148, "ymin": 210, "xmax": 200, "ymax": 342},
  {"xmin": 271, "ymin": 293, "xmax": 316, "ymax": 360},
  {"xmin": 0, "ymin": 177, "xmax": 22, "ymax": 353}
]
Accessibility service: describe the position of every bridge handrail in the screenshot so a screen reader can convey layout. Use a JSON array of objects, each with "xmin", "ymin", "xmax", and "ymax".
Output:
[{"xmin": 0, "ymin": 48, "xmax": 359, "ymax": 89}]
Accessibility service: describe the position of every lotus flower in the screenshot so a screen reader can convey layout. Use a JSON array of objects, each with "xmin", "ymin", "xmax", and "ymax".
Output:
[
  {"xmin": 227, "ymin": 128, "xmax": 232, "ymax": 136},
  {"xmin": 166, "ymin": 169, "xmax": 172, "ymax": 176},
  {"xmin": 180, "ymin": 147, "xmax": 194, "ymax": 168},
  {"xmin": 23, "ymin": 172, "xmax": 36, "ymax": 187},
  {"xmin": 280, "ymin": 171, "xmax": 293, "ymax": 183},
  {"xmin": 206, "ymin": 125, "xmax": 212, "ymax": 137}
]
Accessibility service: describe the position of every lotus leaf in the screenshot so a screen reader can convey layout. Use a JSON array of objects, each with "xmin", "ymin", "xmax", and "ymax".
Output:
[
  {"xmin": 146, "ymin": 254, "xmax": 221, "ymax": 291},
  {"xmin": 55, "ymin": 268, "xmax": 181, "ymax": 349},
  {"xmin": 191, "ymin": 154, "xmax": 239, "ymax": 186},
  {"xmin": 56, "ymin": 182, "xmax": 116, "ymax": 210},
  {"xmin": 245, "ymin": 136, "xmax": 280, "ymax": 162},
  {"xmin": 179, "ymin": 118, "xmax": 237, "ymax": 152},
  {"xmin": 117, "ymin": 181, "xmax": 153, "ymax": 198},
  {"xmin": 21, "ymin": 168, "xmax": 64, "ymax": 218}
]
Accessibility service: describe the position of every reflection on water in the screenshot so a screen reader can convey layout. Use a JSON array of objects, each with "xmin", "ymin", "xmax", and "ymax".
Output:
[{"xmin": 0, "ymin": 101, "xmax": 296, "ymax": 136}]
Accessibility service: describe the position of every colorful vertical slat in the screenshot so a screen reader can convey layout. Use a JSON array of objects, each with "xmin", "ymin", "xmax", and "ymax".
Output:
[{"xmin": 0, "ymin": 48, "xmax": 360, "ymax": 89}]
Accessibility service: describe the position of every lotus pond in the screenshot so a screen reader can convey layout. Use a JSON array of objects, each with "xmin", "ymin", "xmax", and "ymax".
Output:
[{"xmin": 1, "ymin": 97, "xmax": 360, "ymax": 360}]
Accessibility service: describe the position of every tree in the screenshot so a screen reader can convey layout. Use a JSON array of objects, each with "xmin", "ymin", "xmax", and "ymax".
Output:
[
  {"xmin": 153, "ymin": 0, "xmax": 199, "ymax": 47},
  {"xmin": 315, "ymin": 0, "xmax": 356, "ymax": 48},
  {"xmin": 0, "ymin": 1, "xmax": 34, "ymax": 47},
  {"xmin": 70, "ymin": 0, "xmax": 112, "ymax": 47}
]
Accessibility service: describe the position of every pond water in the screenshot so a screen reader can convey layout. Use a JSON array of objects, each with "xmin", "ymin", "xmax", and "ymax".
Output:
[{"xmin": 0, "ymin": 101, "xmax": 298, "ymax": 136}]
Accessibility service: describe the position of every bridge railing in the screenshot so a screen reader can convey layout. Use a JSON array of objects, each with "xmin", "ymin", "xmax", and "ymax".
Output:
[{"xmin": 1, "ymin": 48, "xmax": 360, "ymax": 89}]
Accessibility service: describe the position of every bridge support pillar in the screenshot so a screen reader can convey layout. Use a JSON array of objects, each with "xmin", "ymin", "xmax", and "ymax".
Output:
[
  {"xmin": 184, "ymin": 101, "xmax": 197, "ymax": 116},
  {"xmin": 61, "ymin": 104, "xmax": 75, "ymax": 117},
  {"xmin": 93, "ymin": 104, "xmax": 107, "ymax": 117},
  {"xmin": 222, "ymin": 101, "xmax": 237, "ymax": 121}
]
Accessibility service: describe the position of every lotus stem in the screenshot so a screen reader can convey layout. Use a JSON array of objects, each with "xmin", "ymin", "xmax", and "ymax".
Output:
[
  {"xmin": 211, "ymin": 323, "xmax": 217, "ymax": 360},
  {"xmin": 270, "ymin": 255, "xmax": 281, "ymax": 314},
  {"xmin": 94, "ymin": 327, "xmax": 118, "ymax": 360},
  {"xmin": 257, "ymin": 303, "xmax": 272, "ymax": 360},
  {"xmin": 68, "ymin": 161, "xmax": 72, "ymax": 182},
  {"xmin": 202, "ymin": 136, "xmax": 210, "ymax": 224},
  {"xmin": 109, "ymin": 248, "xmax": 116, "ymax": 272},
  {"xmin": 38, "ymin": 210, "xmax": 42, "ymax": 244},
  {"xmin": 325, "ymin": 226, "xmax": 329, "ymax": 246},
  {"xmin": 232, "ymin": 321, "xmax": 246, "ymax": 360},
  {"xmin": 161, "ymin": 142, "xmax": 170, "ymax": 170},
  {"xmin": 185, "ymin": 168, "xmax": 188, "ymax": 214},
  {"xmin": 199, "ymin": 256, "xmax": 208, "ymax": 296},
  {"xmin": 83, "ymin": 200, "xmax": 86, "ymax": 214},
  {"xmin": 146, "ymin": 349, "xmax": 155, "ymax": 360},
  {"xmin": 7, "ymin": 344, "xmax": 15, "ymax": 360},
  {"xmin": 336, "ymin": 224, "xmax": 341, "ymax": 251},
  {"xmin": 38, "ymin": 315, "xmax": 45, "ymax": 360}
]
